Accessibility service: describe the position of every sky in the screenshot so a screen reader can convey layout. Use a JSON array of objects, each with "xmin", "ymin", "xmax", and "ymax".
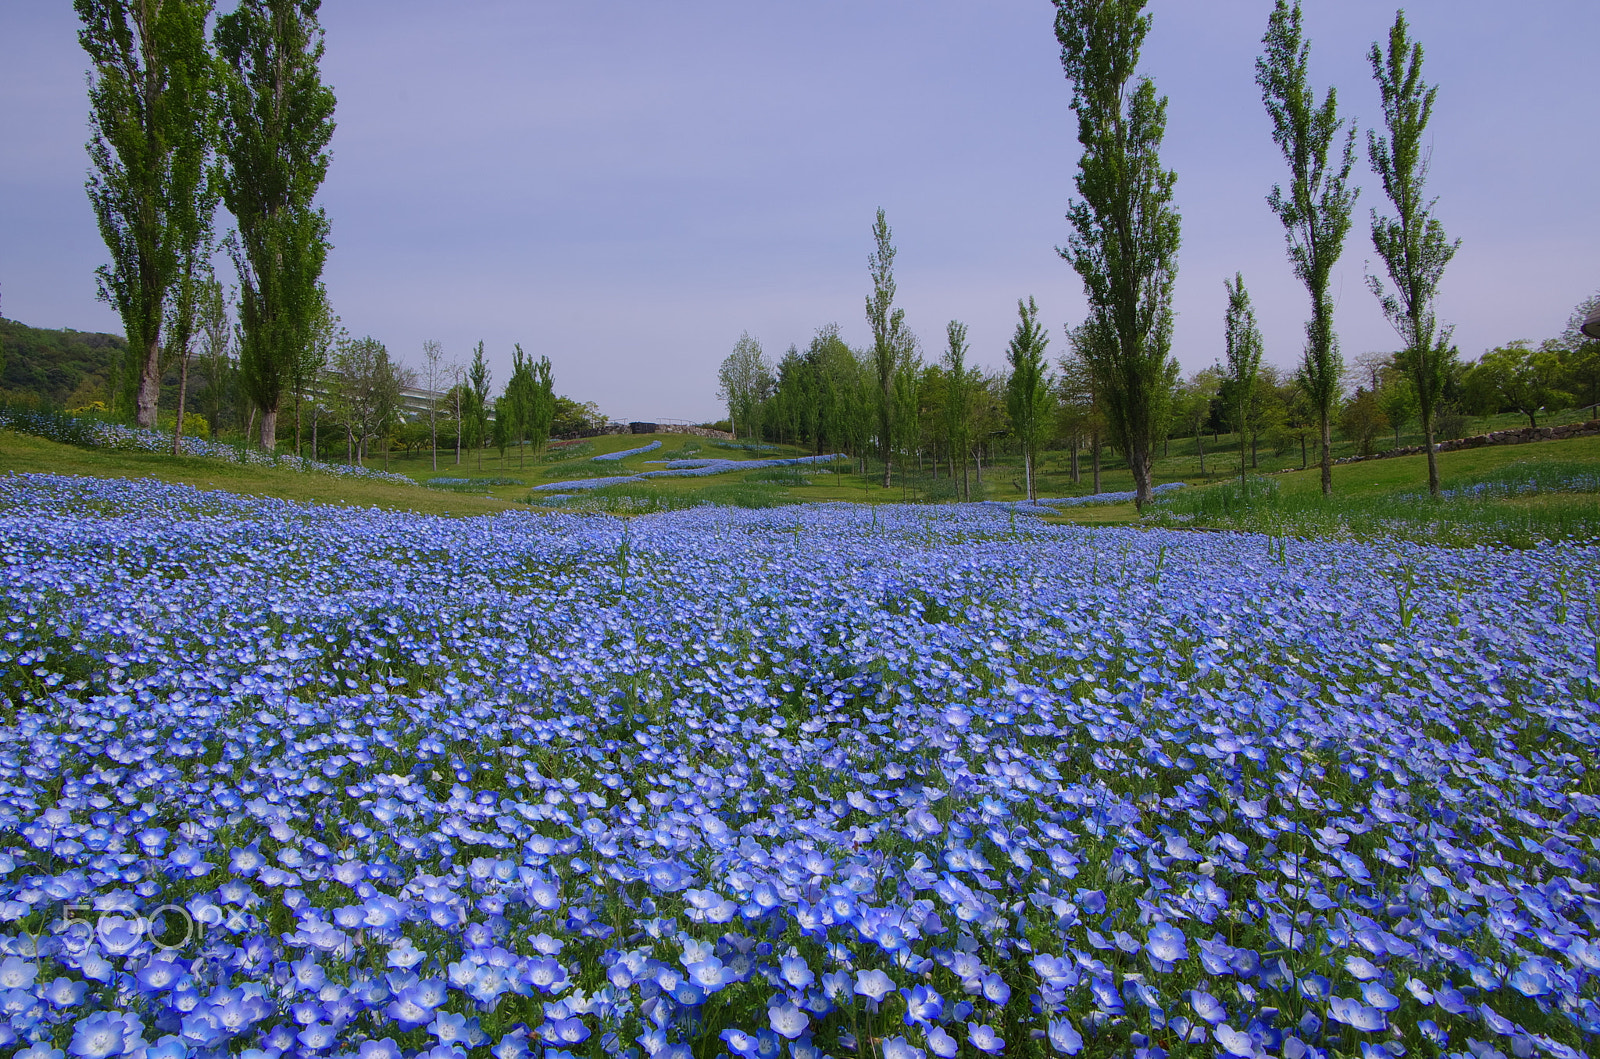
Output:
[{"xmin": 2, "ymin": 1, "xmax": 1597, "ymax": 424}]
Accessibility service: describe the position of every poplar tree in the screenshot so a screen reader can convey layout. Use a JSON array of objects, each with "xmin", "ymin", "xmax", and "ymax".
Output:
[
  {"xmin": 1258, "ymin": 0, "xmax": 1358, "ymax": 496},
  {"xmin": 866, "ymin": 208, "xmax": 909, "ymax": 488},
  {"xmin": 215, "ymin": 0, "xmax": 336, "ymax": 452},
  {"xmin": 467, "ymin": 341, "xmax": 491, "ymax": 470},
  {"xmin": 504, "ymin": 344, "xmax": 535, "ymax": 469},
  {"xmin": 942, "ymin": 321, "xmax": 975, "ymax": 499},
  {"xmin": 77, "ymin": 0, "xmax": 217, "ymax": 429},
  {"xmin": 529, "ymin": 353, "xmax": 556, "ymax": 459},
  {"xmin": 1367, "ymin": 10, "xmax": 1459, "ymax": 497},
  {"xmin": 1053, "ymin": 0, "xmax": 1181, "ymax": 509},
  {"xmin": 1005, "ymin": 297, "xmax": 1054, "ymax": 502},
  {"xmin": 1223, "ymin": 273, "xmax": 1264, "ymax": 486}
]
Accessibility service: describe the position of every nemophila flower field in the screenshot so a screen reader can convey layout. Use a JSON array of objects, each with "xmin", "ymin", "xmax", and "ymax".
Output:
[{"xmin": 0, "ymin": 473, "xmax": 1597, "ymax": 1059}]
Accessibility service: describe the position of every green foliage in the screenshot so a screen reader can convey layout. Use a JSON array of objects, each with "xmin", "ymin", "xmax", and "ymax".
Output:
[
  {"xmin": 1053, "ymin": 0, "xmax": 1181, "ymax": 508},
  {"xmin": 327, "ymin": 335, "xmax": 404, "ymax": 464},
  {"xmin": 1466, "ymin": 342, "xmax": 1571, "ymax": 428},
  {"xmin": 1144, "ymin": 455, "xmax": 1600, "ymax": 548},
  {"xmin": 865, "ymin": 209, "xmax": 913, "ymax": 486},
  {"xmin": 215, "ymin": 0, "xmax": 336, "ymax": 450},
  {"xmin": 77, "ymin": 0, "xmax": 218, "ymax": 429},
  {"xmin": 1338, "ymin": 386, "xmax": 1388, "ymax": 456},
  {"xmin": 942, "ymin": 320, "xmax": 978, "ymax": 498},
  {"xmin": 1005, "ymin": 297, "xmax": 1054, "ymax": 501},
  {"xmin": 1366, "ymin": 9, "xmax": 1460, "ymax": 496},
  {"xmin": 1222, "ymin": 273, "xmax": 1264, "ymax": 482},
  {"xmin": 1258, "ymin": 0, "xmax": 1358, "ymax": 495},
  {"xmin": 498, "ymin": 344, "xmax": 556, "ymax": 468},
  {"xmin": 717, "ymin": 332, "xmax": 772, "ymax": 442},
  {"xmin": 0, "ymin": 319, "xmax": 125, "ymax": 408}
]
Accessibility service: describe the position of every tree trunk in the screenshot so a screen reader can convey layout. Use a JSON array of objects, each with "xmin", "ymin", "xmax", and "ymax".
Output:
[
  {"xmin": 135, "ymin": 335, "xmax": 162, "ymax": 429},
  {"xmin": 1320, "ymin": 413, "xmax": 1333, "ymax": 496},
  {"xmin": 1069, "ymin": 441, "xmax": 1080, "ymax": 485},
  {"xmin": 312, "ymin": 408, "xmax": 318, "ymax": 461},
  {"xmin": 295, "ymin": 392, "xmax": 302, "ymax": 457},
  {"xmin": 430, "ymin": 408, "xmax": 438, "ymax": 472},
  {"xmin": 1300, "ymin": 433, "xmax": 1307, "ymax": 470},
  {"xmin": 259, "ymin": 407, "xmax": 277, "ymax": 453},
  {"xmin": 1197, "ymin": 431, "xmax": 1205, "ymax": 477},
  {"xmin": 1130, "ymin": 439, "xmax": 1153, "ymax": 509},
  {"xmin": 172, "ymin": 351, "xmax": 190, "ymax": 457},
  {"xmin": 1092, "ymin": 433, "xmax": 1101, "ymax": 494},
  {"xmin": 1024, "ymin": 452, "xmax": 1034, "ymax": 502},
  {"xmin": 1423, "ymin": 406, "xmax": 1440, "ymax": 498}
]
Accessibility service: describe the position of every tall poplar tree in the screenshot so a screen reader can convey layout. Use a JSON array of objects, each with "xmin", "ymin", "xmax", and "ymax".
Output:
[
  {"xmin": 1005, "ymin": 297, "xmax": 1054, "ymax": 502},
  {"xmin": 466, "ymin": 341, "xmax": 491, "ymax": 470},
  {"xmin": 1367, "ymin": 10, "xmax": 1459, "ymax": 498},
  {"xmin": 866, "ymin": 208, "xmax": 909, "ymax": 488},
  {"xmin": 1053, "ymin": 0, "xmax": 1181, "ymax": 509},
  {"xmin": 78, "ymin": 0, "xmax": 217, "ymax": 429},
  {"xmin": 1222, "ymin": 273, "xmax": 1264, "ymax": 487},
  {"xmin": 215, "ymin": 0, "xmax": 336, "ymax": 452},
  {"xmin": 1257, "ymin": 0, "xmax": 1358, "ymax": 496},
  {"xmin": 942, "ymin": 320, "xmax": 975, "ymax": 500},
  {"xmin": 528, "ymin": 352, "xmax": 556, "ymax": 460}
]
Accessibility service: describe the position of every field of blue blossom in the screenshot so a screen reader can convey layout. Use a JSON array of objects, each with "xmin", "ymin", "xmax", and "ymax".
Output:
[{"xmin": 1, "ymin": 472, "xmax": 1597, "ymax": 1059}]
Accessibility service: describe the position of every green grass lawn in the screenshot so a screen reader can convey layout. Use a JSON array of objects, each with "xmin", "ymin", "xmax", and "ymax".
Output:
[
  {"xmin": 6, "ymin": 411, "xmax": 1598, "ymax": 547},
  {"xmin": 1132, "ymin": 434, "xmax": 1600, "ymax": 546}
]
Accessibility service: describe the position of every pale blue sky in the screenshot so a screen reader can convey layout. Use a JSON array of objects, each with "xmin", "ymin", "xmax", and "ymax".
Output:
[{"xmin": 2, "ymin": 1, "xmax": 1596, "ymax": 422}]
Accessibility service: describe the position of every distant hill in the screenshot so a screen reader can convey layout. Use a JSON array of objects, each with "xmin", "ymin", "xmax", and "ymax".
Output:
[{"xmin": 0, "ymin": 318, "xmax": 125, "ymax": 408}]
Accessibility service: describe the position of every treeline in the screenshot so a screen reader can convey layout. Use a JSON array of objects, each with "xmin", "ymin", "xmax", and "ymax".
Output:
[
  {"xmin": 719, "ymin": 272, "xmax": 1598, "ymax": 494},
  {"xmin": 720, "ymin": 3, "xmax": 1599, "ymax": 507},
  {"xmin": 0, "ymin": 318, "xmax": 124, "ymax": 408}
]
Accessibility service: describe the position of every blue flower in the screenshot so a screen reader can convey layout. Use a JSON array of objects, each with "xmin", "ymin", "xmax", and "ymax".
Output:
[
  {"xmin": 768, "ymin": 1001, "xmax": 810, "ymax": 1039},
  {"xmin": 1145, "ymin": 922, "xmax": 1187, "ymax": 968},
  {"xmin": 926, "ymin": 1026, "xmax": 959, "ymax": 1058},
  {"xmin": 882, "ymin": 1036, "xmax": 926, "ymax": 1059},
  {"xmin": 967, "ymin": 1023, "xmax": 1005, "ymax": 1054},
  {"xmin": 69, "ymin": 1013, "xmax": 130, "ymax": 1059},
  {"xmin": 1328, "ymin": 997, "xmax": 1386, "ymax": 1033},
  {"xmin": 855, "ymin": 969, "xmax": 895, "ymax": 1002},
  {"xmin": 901, "ymin": 984, "xmax": 944, "ymax": 1026},
  {"xmin": 1047, "ymin": 1018, "xmax": 1084, "ymax": 1056}
]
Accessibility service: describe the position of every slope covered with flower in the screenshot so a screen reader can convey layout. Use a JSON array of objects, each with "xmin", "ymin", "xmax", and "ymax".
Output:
[{"xmin": 0, "ymin": 473, "xmax": 1596, "ymax": 1059}]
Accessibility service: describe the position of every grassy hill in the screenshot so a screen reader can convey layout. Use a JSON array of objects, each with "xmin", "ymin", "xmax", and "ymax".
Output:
[{"xmin": 0, "ymin": 317, "xmax": 125, "ymax": 408}]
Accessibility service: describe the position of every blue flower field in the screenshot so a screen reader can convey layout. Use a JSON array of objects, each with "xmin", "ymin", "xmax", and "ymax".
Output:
[{"xmin": 0, "ymin": 473, "xmax": 1596, "ymax": 1059}]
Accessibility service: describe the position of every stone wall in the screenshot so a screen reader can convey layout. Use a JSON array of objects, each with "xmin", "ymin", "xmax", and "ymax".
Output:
[{"xmin": 1335, "ymin": 419, "xmax": 1600, "ymax": 465}]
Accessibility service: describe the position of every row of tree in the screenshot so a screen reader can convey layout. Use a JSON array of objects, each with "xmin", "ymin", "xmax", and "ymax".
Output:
[
  {"xmin": 720, "ymin": 287, "xmax": 1598, "ymax": 499},
  {"xmin": 183, "ymin": 325, "xmax": 580, "ymax": 470},
  {"xmin": 1050, "ymin": 0, "xmax": 1470, "ymax": 503},
  {"xmin": 77, "ymin": 0, "xmax": 337, "ymax": 452},
  {"xmin": 714, "ymin": 3, "xmax": 1445, "ymax": 505}
]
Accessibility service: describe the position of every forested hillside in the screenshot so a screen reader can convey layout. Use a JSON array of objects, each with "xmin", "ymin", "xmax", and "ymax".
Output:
[{"xmin": 0, "ymin": 317, "xmax": 124, "ymax": 407}]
